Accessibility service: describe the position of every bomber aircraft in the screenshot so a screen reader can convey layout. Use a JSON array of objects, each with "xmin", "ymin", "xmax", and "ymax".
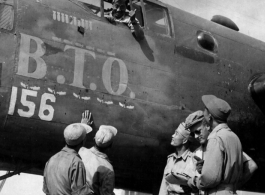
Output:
[{"xmin": 0, "ymin": 0, "xmax": 264, "ymax": 194}]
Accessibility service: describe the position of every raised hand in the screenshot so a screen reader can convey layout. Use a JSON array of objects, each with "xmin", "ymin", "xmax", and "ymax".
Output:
[{"xmin": 81, "ymin": 110, "xmax": 93, "ymax": 126}]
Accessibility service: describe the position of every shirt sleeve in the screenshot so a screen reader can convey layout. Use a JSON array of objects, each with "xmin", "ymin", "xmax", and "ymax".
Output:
[
  {"xmin": 43, "ymin": 177, "xmax": 50, "ymax": 195},
  {"xmin": 43, "ymin": 163, "xmax": 50, "ymax": 195},
  {"xmin": 71, "ymin": 160, "xmax": 93, "ymax": 195},
  {"xmin": 100, "ymin": 171, "xmax": 115, "ymax": 195},
  {"xmin": 158, "ymin": 174, "xmax": 168, "ymax": 195},
  {"xmin": 128, "ymin": 18, "xmax": 140, "ymax": 32},
  {"xmin": 197, "ymin": 138, "xmax": 223, "ymax": 190}
]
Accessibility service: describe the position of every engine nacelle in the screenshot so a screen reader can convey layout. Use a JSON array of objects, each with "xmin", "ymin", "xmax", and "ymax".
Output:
[{"xmin": 248, "ymin": 73, "xmax": 265, "ymax": 114}]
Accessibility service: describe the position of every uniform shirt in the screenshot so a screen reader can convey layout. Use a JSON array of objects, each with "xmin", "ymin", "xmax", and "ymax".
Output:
[
  {"xmin": 79, "ymin": 146, "xmax": 115, "ymax": 195},
  {"xmin": 159, "ymin": 149, "xmax": 196, "ymax": 195},
  {"xmin": 104, "ymin": 9, "xmax": 140, "ymax": 32},
  {"xmin": 193, "ymin": 146, "xmax": 204, "ymax": 178},
  {"xmin": 194, "ymin": 124, "xmax": 243, "ymax": 193},
  {"xmin": 43, "ymin": 146, "xmax": 91, "ymax": 195}
]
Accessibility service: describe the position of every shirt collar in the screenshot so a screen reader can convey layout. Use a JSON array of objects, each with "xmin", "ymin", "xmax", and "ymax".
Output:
[
  {"xmin": 62, "ymin": 146, "xmax": 77, "ymax": 154},
  {"xmin": 91, "ymin": 146, "xmax": 109, "ymax": 160},
  {"xmin": 208, "ymin": 123, "xmax": 230, "ymax": 140},
  {"xmin": 61, "ymin": 146, "xmax": 81, "ymax": 158},
  {"xmin": 181, "ymin": 149, "xmax": 192, "ymax": 161},
  {"xmin": 169, "ymin": 149, "xmax": 191, "ymax": 161}
]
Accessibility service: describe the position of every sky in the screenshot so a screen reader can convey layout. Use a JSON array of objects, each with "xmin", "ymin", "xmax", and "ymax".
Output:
[
  {"xmin": 2, "ymin": 0, "xmax": 265, "ymax": 194},
  {"xmin": 162, "ymin": 0, "xmax": 265, "ymax": 42}
]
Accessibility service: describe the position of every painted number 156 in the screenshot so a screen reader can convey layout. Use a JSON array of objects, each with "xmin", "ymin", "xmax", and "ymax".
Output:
[{"xmin": 8, "ymin": 86, "xmax": 56, "ymax": 121}]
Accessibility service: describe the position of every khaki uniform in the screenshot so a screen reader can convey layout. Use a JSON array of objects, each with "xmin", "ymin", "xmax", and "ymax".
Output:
[
  {"xmin": 193, "ymin": 147, "xmax": 205, "ymax": 195},
  {"xmin": 159, "ymin": 149, "xmax": 196, "ymax": 195},
  {"xmin": 79, "ymin": 146, "xmax": 115, "ymax": 195},
  {"xmin": 43, "ymin": 146, "xmax": 91, "ymax": 195},
  {"xmin": 190, "ymin": 124, "xmax": 243, "ymax": 195}
]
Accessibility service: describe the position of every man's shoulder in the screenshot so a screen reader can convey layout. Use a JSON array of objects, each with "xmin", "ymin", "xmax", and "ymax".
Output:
[
  {"xmin": 79, "ymin": 147, "xmax": 95, "ymax": 161},
  {"xmin": 167, "ymin": 152, "xmax": 176, "ymax": 158},
  {"xmin": 79, "ymin": 146, "xmax": 95, "ymax": 155},
  {"xmin": 215, "ymin": 125, "xmax": 240, "ymax": 141},
  {"xmin": 99, "ymin": 156, "xmax": 114, "ymax": 170},
  {"xmin": 209, "ymin": 124, "xmax": 233, "ymax": 139},
  {"xmin": 79, "ymin": 146, "xmax": 92, "ymax": 153}
]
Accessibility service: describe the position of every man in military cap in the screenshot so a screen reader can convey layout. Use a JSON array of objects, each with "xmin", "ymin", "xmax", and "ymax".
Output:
[
  {"xmin": 79, "ymin": 123, "xmax": 117, "ymax": 195},
  {"xmin": 104, "ymin": 0, "xmax": 144, "ymax": 40},
  {"xmin": 186, "ymin": 95, "xmax": 243, "ymax": 195},
  {"xmin": 43, "ymin": 121, "xmax": 93, "ymax": 195},
  {"xmin": 185, "ymin": 111, "xmax": 205, "ymax": 177},
  {"xmin": 185, "ymin": 110, "xmax": 258, "ymax": 193},
  {"xmin": 159, "ymin": 123, "xmax": 197, "ymax": 195}
]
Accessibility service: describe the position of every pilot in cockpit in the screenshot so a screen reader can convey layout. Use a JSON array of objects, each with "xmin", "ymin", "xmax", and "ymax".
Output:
[{"xmin": 104, "ymin": 0, "xmax": 144, "ymax": 40}]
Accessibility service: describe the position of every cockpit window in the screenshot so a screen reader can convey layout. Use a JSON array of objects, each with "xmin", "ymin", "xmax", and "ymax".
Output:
[
  {"xmin": 0, "ymin": 0, "xmax": 14, "ymax": 31},
  {"xmin": 78, "ymin": 0, "xmax": 144, "ymax": 27},
  {"xmin": 144, "ymin": 1, "xmax": 172, "ymax": 36},
  {"xmin": 78, "ymin": 0, "xmax": 111, "ymax": 17}
]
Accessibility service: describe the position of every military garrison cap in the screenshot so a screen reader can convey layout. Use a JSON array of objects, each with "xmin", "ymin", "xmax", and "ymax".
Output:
[
  {"xmin": 185, "ymin": 110, "xmax": 204, "ymax": 129},
  {"xmin": 64, "ymin": 123, "xmax": 92, "ymax": 146},
  {"xmin": 95, "ymin": 125, "xmax": 118, "ymax": 148},
  {"xmin": 202, "ymin": 95, "xmax": 231, "ymax": 123}
]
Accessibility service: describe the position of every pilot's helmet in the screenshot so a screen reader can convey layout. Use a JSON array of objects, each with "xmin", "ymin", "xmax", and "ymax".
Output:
[
  {"xmin": 64, "ymin": 123, "xmax": 92, "ymax": 146},
  {"xmin": 95, "ymin": 125, "xmax": 118, "ymax": 148}
]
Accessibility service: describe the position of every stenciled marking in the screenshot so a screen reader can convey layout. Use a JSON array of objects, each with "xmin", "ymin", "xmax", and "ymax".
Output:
[
  {"xmin": 47, "ymin": 88, "xmax": 66, "ymax": 96},
  {"xmin": 30, "ymin": 86, "xmax": 40, "ymax": 91},
  {"xmin": 8, "ymin": 86, "xmax": 56, "ymax": 121},
  {"xmin": 102, "ymin": 57, "xmax": 128, "ymax": 95},
  {"xmin": 119, "ymin": 102, "xmax": 134, "ymax": 109},
  {"xmin": 81, "ymin": 96, "xmax": 90, "ymax": 101},
  {"xmin": 21, "ymin": 82, "xmax": 28, "ymax": 88},
  {"xmin": 21, "ymin": 83, "xmax": 40, "ymax": 91},
  {"xmin": 48, "ymin": 88, "xmax": 55, "ymax": 94},
  {"xmin": 17, "ymin": 33, "xmax": 134, "ymax": 99},
  {"xmin": 39, "ymin": 93, "xmax": 56, "ymax": 121},
  {"xmin": 73, "ymin": 93, "xmax": 91, "ymax": 100},
  {"xmin": 52, "ymin": 10, "xmax": 92, "ymax": 30},
  {"xmin": 73, "ymin": 93, "xmax": 80, "ymax": 99},
  {"xmin": 56, "ymin": 91, "xmax": 66, "ymax": 96},
  {"xmin": 52, "ymin": 36, "xmax": 115, "ymax": 57},
  {"xmin": 97, "ymin": 98, "xmax": 113, "ymax": 105},
  {"xmin": 8, "ymin": 86, "xmax": 18, "ymax": 115}
]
